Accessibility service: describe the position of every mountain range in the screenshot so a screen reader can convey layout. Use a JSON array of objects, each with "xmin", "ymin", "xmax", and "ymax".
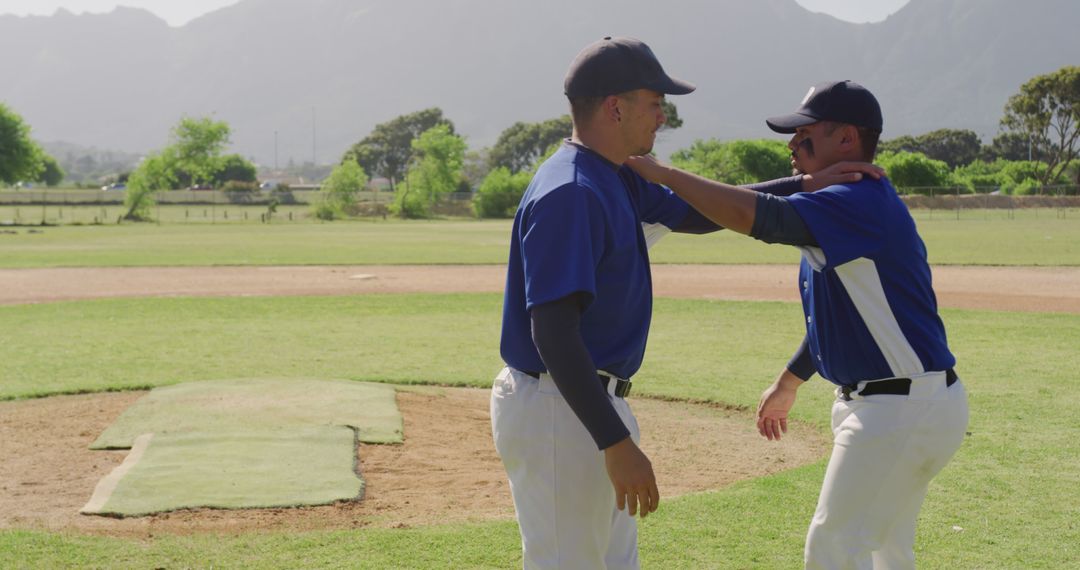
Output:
[{"xmin": 2, "ymin": 0, "xmax": 1077, "ymax": 166}]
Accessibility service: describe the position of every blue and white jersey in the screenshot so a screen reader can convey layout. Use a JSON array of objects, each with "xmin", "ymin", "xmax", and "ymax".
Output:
[
  {"xmin": 786, "ymin": 178, "xmax": 955, "ymax": 386},
  {"xmin": 500, "ymin": 142, "xmax": 690, "ymax": 380}
]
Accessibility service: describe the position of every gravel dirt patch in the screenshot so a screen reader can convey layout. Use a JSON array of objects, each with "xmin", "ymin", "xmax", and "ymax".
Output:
[{"xmin": 2, "ymin": 264, "xmax": 1077, "ymax": 314}]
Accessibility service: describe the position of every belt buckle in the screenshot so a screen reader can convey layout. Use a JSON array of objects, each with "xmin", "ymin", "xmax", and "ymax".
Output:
[{"xmin": 600, "ymin": 374, "xmax": 631, "ymax": 398}]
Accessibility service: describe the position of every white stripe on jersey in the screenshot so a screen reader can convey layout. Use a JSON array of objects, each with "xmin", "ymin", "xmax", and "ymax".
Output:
[
  {"xmin": 834, "ymin": 258, "xmax": 924, "ymax": 377},
  {"xmin": 641, "ymin": 222, "xmax": 671, "ymax": 249},
  {"xmin": 799, "ymin": 246, "xmax": 828, "ymax": 271}
]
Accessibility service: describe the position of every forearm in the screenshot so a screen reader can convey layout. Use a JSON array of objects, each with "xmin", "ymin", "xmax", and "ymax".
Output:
[
  {"xmin": 531, "ymin": 295, "xmax": 630, "ymax": 450},
  {"xmin": 774, "ymin": 367, "xmax": 807, "ymax": 391},
  {"xmin": 658, "ymin": 167, "xmax": 759, "ymax": 235}
]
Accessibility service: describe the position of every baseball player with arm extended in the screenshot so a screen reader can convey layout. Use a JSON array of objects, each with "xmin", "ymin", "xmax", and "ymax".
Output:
[
  {"xmin": 626, "ymin": 80, "xmax": 969, "ymax": 569},
  {"xmin": 491, "ymin": 38, "xmax": 883, "ymax": 569}
]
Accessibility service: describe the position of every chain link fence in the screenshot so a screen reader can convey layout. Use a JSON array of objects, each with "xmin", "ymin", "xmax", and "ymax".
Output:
[
  {"xmin": 896, "ymin": 185, "xmax": 1079, "ymax": 220},
  {"xmin": 0, "ymin": 188, "xmax": 412, "ymax": 225}
]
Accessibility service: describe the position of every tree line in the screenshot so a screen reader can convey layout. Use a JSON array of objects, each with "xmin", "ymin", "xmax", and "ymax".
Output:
[{"xmin": 2, "ymin": 66, "xmax": 1076, "ymax": 221}]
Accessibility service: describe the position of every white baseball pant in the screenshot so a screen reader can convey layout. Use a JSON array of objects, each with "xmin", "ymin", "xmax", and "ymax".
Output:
[
  {"xmin": 490, "ymin": 367, "xmax": 640, "ymax": 570},
  {"xmin": 805, "ymin": 371, "xmax": 969, "ymax": 570}
]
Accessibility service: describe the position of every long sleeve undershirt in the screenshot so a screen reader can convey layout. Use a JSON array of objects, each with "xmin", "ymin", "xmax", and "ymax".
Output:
[{"xmin": 530, "ymin": 293, "xmax": 629, "ymax": 449}]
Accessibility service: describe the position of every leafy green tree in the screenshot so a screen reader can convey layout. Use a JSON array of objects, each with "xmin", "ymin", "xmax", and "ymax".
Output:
[
  {"xmin": 876, "ymin": 151, "xmax": 950, "ymax": 190},
  {"xmin": 879, "ymin": 129, "xmax": 981, "ymax": 168},
  {"xmin": 914, "ymin": 129, "xmax": 981, "ymax": 168},
  {"xmin": 473, "ymin": 167, "xmax": 533, "ymax": 218},
  {"xmin": 314, "ymin": 160, "xmax": 369, "ymax": 220},
  {"xmin": 392, "ymin": 124, "xmax": 467, "ymax": 218},
  {"xmin": 0, "ymin": 103, "xmax": 44, "ymax": 185},
  {"xmin": 172, "ymin": 117, "xmax": 231, "ymax": 186},
  {"xmin": 37, "ymin": 154, "xmax": 65, "ymax": 186},
  {"xmin": 1001, "ymin": 66, "xmax": 1080, "ymax": 185},
  {"xmin": 344, "ymin": 108, "xmax": 454, "ymax": 192},
  {"xmin": 213, "ymin": 154, "xmax": 257, "ymax": 185},
  {"xmin": 122, "ymin": 116, "xmax": 234, "ymax": 221},
  {"xmin": 488, "ymin": 116, "xmax": 572, "ymax": 174},
  {"xmin": 671, "ymin": 139, "xmax": 790, "ymax": 184},
  {"xmin": 980, "ymin": 131, "xmax": 1032, "ymax": 161},
  {"xmin": 660, "ymin": 99, "xmax": 683, "ymax": 130},
  {"xmin": 124, "ymin": 152, "xmax": 177, "ymax": 221}
]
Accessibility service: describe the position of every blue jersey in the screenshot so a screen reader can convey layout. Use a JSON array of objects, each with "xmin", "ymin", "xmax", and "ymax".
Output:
[
  {"xmin": 786, "ymin": 178, "xmax": 955, "ymax": 386},
  {"xmin": 500, "ymin": 142, "xmax": 689, "ymax": 380}
]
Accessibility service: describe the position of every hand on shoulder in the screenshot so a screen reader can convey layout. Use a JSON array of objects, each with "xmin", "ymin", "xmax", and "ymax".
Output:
[{"xmin": 803, "ymin": 161, "xmax": 885, "ymax": 192}]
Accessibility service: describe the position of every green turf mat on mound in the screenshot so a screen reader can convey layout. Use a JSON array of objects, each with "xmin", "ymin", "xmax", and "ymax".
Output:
[
  {"xmin": 82, "ymin": 378, "xmax": 402, "ymax": 517},
  {"xmin": 82, "ymin": 426, "xmax": 362, "ymax": 516},
  {"xmin": 91, "ymin": 378, "xmax": 402, "ymax": 449}
]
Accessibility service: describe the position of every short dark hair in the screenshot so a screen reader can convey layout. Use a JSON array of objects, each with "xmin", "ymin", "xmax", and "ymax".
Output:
[
  {"xmin": 822, "ymin": 121, "xmax": 881, "ymax": 160},
  {"xmin": 568, "ymin": 95, "xmax": 605, "ymax": 128},
  {"xmin": 858, "ymin": 127, "xmax": 881, "ymax": 160}
]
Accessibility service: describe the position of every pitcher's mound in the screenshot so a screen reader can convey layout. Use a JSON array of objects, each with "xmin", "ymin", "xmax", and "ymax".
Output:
[{"xmin": 0, "ymin": 385, "xmax": 828, "ymax": 538}]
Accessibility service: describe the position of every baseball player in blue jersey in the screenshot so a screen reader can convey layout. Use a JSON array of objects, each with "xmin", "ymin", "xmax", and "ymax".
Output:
[
  {"xmin": 627, "ymin": 80, "xmax": 969, "ymax": 569},
  {"xmin": 492, "ymin": 38, "xmax": 882, "ymax": 569}
]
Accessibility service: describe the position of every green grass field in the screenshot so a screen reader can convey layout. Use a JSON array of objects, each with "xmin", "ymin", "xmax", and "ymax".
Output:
[
  {"xmin": 0, "ymin": 210, "xmax": 1078, "ymax": 267},
  {"xmin": 2, "ymin": 294, "xmax": 1078, "ymax": 568}
]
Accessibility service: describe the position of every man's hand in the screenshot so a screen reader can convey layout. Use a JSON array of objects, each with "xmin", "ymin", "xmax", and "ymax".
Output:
[
  {"xmin": 756, "ymin": 370, "xmax": 804, "ymax": 441},
  {"xmin": 625, "ymin": 155, "xmax": 672, "ymax": 186},
  {"xmin": 604, "ymin": 437, "xmax": 660, "ymax": 518},
  {"xmin": 802, "ymin": 161, "xmax": 886, "ymax": 192}
]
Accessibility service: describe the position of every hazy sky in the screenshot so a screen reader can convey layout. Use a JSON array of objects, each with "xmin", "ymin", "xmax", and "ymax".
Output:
[{"xmin": 2, "ymin": 0, "xmax": 911, "ymax": 27}]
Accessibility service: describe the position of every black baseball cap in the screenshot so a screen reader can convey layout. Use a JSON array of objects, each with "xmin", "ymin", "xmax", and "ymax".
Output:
[
  {"xmin": 564, "ymin": 36, "xmax": 695, "ymax": 98},
  {"xmin": 766, "ymin": 80, "xmax": 883, "ymax": 133}
]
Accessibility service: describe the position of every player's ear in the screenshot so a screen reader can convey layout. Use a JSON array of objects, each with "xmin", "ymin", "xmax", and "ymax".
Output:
[
  {"xmin": 840, "ymin": 124, "xmax": 859, "ymax": 152},
  {"xmin": 602, "ymin": 95, "xmax": 622, "ymax": 123}
]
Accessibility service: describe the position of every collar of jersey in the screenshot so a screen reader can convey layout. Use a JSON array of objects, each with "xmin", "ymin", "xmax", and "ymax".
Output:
[{"xmin": 564, "ymin": 139, "xmax": 622, "ymax": 172}]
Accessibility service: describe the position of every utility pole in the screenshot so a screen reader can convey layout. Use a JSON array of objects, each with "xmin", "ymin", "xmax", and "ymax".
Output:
[
  {"xmin": 312, "ymin": 107, "xmax": 317, "ymax": 165},
  {"xmin": 274, "ymin": 130, "xmax": 279, "ymax": 171}
]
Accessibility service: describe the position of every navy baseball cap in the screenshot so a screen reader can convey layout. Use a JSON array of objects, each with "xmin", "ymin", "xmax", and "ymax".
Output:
[
  {"xmin": 564, "ymin": 36, "xmax": 696, "ymax": 98},
  {"xmin": 766, "ymin": 80, "xmax": 883, "ymax": 134}
]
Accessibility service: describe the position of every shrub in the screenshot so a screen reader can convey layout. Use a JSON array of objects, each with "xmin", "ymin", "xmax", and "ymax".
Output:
[
  {"xmin": 876, "ymin": 151, "xmax": 951, "ymax": 192},
  {"xmin": 473, "ymin": 167, "xmax": 531, "ymax": 218},
  {"xmin": 312, "ymin": 161, "xmax": 368, "ymax": 220}
]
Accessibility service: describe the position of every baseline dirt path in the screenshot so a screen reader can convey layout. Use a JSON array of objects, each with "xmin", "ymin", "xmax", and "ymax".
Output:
[{"xmin": 3, "ymin": 264, "xmax": 1079, "ymax": 313}]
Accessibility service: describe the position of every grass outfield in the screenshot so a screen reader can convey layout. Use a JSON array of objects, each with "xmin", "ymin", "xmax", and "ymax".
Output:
[
  {"xmin": 1, "ymin": 294, "xmax": 1078, "ymax": 568},
  {"xmin": 0, "ymin": 210, "xmax": 1078, "ymax": 267}
]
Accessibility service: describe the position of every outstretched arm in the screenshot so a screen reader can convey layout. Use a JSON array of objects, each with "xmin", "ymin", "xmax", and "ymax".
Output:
[
  {"xmin": 632, "ymin": 156, "xmax": 884, "ymax": 235},
  {"xmin": 629, "ymin": 155, "xmax": 758, "ymax": 233}
]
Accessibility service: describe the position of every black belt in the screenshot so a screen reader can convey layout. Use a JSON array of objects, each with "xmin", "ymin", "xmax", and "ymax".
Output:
[
  {"xmin": 521, "ymin": 370, "xmax": 632, "ymax": 398},
  {"xmin": 841, "ymin": 368, "xmax": 958, "ymax": 401}
]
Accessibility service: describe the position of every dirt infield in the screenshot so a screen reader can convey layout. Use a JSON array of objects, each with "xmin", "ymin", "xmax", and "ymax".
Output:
[
  {"xmin": 2, "ymin": 263, "xmax": 1075, "ymax": 537},
  {"xmin": 3, "ymin": 264, "xmax": 1078, "ymax": 313}
]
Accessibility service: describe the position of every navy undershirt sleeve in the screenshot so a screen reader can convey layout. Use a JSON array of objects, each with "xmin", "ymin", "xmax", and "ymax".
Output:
[
  {"xmin": 786, "ymin": 335, "xmax": 817, "ymax": 381},
  {"xmin": 530, "ymin": 293, "xmax": 631, "ymax": 450},
  {"xmin": 750, "ymin": 193, "xmax": 818, "ymax": 246},
  {"xmin": 744, "ymin": 175, "xmax": 804, "ymax": 197}
]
